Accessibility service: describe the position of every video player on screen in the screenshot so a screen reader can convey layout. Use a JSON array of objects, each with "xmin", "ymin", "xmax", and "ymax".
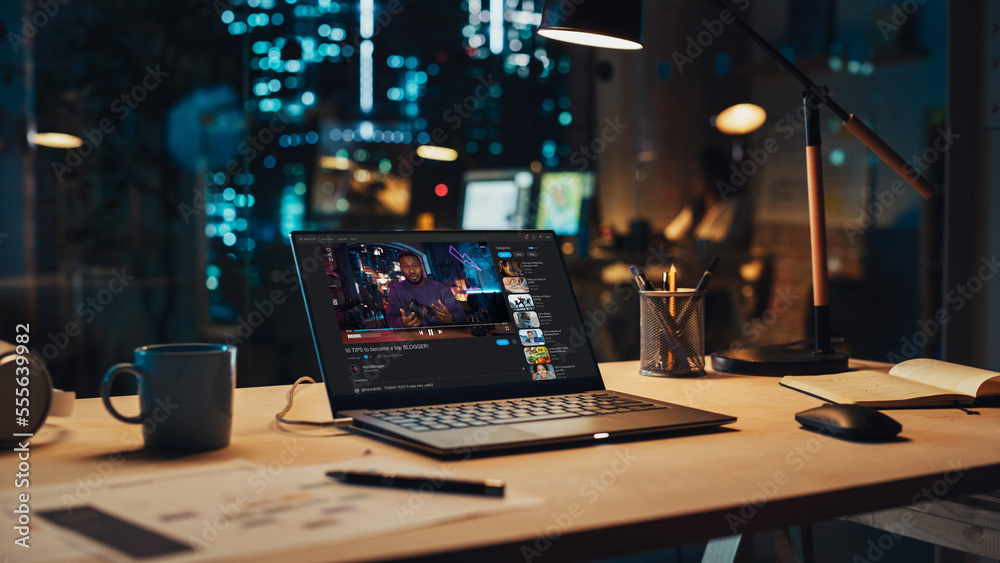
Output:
[{"xmin": 386, "ymin": 251, "xmax": 468, "ymax": 328}]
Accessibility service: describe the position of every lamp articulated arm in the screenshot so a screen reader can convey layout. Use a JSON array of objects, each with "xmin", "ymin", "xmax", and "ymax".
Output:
[{"xmin": 704, "ymin": 0, "xmax": 936, "ymax": 199}]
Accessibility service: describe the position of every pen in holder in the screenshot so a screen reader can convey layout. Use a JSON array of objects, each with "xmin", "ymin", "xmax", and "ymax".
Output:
[{"xmin": 639, "ymin": 289, "xmax": 706, "ymax": 377}]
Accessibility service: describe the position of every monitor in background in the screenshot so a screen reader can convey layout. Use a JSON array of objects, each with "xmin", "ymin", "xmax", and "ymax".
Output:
[
  {"xmin": 460, "ymin": 169, "xmax": 535, "ymax": 230},
  {"xmin": 535, "ymin": 171, "xmax": 594, "ymax": 236}
]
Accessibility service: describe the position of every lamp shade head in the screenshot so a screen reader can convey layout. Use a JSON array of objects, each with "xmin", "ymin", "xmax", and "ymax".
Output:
[{"xmin": 538, "ymin": 0, "xmax": 644, "ymax": 50}]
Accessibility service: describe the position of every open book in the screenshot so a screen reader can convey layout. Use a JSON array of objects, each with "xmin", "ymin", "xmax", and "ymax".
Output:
[{"xmin": 780, "ymin": 359, "xmax": 1000, "ymax": 407}]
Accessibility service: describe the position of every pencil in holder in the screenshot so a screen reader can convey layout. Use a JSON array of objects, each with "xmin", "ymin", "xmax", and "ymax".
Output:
[{"xmin": 639, "ymin": 289, "xmax": 706, "ymax": 377}]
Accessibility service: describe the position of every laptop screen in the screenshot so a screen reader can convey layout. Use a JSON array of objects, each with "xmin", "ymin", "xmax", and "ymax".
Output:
[{"xmin": 290, "ymin": 230, "xmax": 605, "ymax": 413}]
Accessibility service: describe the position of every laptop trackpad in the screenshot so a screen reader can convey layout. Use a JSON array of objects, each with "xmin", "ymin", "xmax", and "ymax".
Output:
[{"xmin": 513, "ymin": 417, "xmax": 638, "ymax": 438}]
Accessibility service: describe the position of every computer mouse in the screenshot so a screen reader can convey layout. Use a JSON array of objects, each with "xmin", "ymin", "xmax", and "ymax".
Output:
[{"xmin": 795, "ymin": 404, "xmax": 902, "ymax": 441}]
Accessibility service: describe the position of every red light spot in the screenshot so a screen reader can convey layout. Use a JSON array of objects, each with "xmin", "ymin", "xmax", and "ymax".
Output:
[
  {"xmin": 436, "ymin": 51, "xmax": 448, "ymax": 64},
  {"xmin": 434, "ymin": 184, "xmax": 448, "ymax": 197}
]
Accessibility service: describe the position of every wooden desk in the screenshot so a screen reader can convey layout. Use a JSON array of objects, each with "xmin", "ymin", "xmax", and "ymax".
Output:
[{"xmin": 9, "ymin": 360, "xmax": 1000, "ymax": 561}]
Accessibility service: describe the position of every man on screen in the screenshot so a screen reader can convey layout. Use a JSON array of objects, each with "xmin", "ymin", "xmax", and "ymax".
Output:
[{"xmin": 387, "ymin": 250, "xmax": 468, "ymax": 328}]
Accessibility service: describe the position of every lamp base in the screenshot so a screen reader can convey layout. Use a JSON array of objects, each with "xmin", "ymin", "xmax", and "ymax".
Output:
[{"xmin": 711, "ymin": 345, "xmax": 849, "ymax": 376}]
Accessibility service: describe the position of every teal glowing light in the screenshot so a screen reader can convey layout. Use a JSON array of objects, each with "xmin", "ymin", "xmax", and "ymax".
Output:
[
  {"xmin": 542, "ymin": 140, "xmax": 556, "ymax": 158},
  {"xmin": 258, "ymin": 98, "xmax": 282, "ymax": 112},
  {"xmin": 280, "ymin": 190, "xmax": 306, "ymax": 238}
]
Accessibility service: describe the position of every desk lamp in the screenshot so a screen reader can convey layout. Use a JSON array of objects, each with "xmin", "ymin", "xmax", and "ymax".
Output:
[{"xmin": 538, "ymin": 0, "xmax": 935, "ymax": 375}]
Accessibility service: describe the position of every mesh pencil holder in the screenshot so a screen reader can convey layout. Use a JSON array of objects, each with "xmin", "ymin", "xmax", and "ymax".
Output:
[{"xmin": 639, "ymin": 289, "xmax": 706, "ymax": 377}]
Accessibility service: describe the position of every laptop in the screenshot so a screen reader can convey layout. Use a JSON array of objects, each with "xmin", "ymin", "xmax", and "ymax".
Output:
[{"xmin": 290, "ymin": 230, "xmax": 735, "ymax": 456}]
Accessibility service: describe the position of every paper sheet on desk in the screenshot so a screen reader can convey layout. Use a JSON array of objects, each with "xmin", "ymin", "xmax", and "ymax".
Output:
[{"xmin": 1, "ymin": 456, "xmax": 544, "ymax": 562}]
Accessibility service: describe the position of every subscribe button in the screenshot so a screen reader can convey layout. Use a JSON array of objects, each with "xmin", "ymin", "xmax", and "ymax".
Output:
[{"xmin": 496, "ymin": 339, "xmax": 510, "ymax": 346}]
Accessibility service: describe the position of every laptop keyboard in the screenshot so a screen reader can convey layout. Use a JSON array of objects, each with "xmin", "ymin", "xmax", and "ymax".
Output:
[{"xmin": 365, "ymin": 392, "xmax": 667, "ymax": 432}]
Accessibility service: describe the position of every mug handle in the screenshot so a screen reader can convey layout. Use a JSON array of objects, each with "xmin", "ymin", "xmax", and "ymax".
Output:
[{"xmin": 101, "ymin": 363, "xmax": 146, "ymax": 424}]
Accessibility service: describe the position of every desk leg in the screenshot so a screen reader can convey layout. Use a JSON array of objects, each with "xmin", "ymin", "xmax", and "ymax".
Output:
[
  {"xmin": 702, "ymin": 534, "xmax": 752, "ymax": 563},
  {"xmin": 702, "ymin": 527, "xmax": 814, "ymax": 563},
  {"xmin": 791, "ymin": 525, "xmax": 815, "ymax": 563},
  {"xmin": 776, "ymin": 526, "xmax": 815, "ymax": 563}
]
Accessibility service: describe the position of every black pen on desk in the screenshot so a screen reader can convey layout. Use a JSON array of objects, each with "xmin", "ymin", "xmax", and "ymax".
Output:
[
  {"xmin": 629, "ymin": 265, "xmax": 655, "ymax": 291},
  {"xmin": 694, "ymin": 256, "xmax": 721, "ymax": 292},
  {"xmin": 326, "ymin": 469, "xmax": 506, "ymax": 497},
  {"xmin": 679, "ymin": 256, "xmax": 720, "ymax": 325}
]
